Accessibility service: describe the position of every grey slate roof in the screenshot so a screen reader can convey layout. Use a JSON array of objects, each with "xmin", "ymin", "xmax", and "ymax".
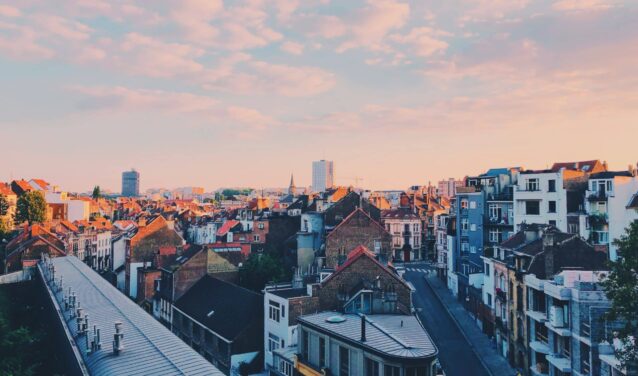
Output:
[
  {"xmin": 298, "ymin": 312, "xmax": 437, "ymax": 359},
  {"xmin": 41, "ymin": 256, "xmax": 224, "ymax": 376}
]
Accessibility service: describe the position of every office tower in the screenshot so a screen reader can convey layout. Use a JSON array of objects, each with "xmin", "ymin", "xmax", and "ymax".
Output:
[
  {"xmin": 312, "ymin": 160, "xmax": 334, "ymax": 192},
  {"xmin": 121, "ymin": 169, "xmax": 140, "ymax": 197}
]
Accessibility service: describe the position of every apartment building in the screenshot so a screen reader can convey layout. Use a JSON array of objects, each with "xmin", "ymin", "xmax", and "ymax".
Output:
[
  {"xmin": 381, "ymin": 208, "xmax": 422, "ymax": 262},
  {"xmin": 525, "ymin": 271, "xmax": 611, "ymax": 376},
  {"xmin": 584, "ymin": 170, "xmax": 638, "ymax": 261}
]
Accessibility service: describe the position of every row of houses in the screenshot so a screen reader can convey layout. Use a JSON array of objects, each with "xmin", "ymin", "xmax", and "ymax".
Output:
[{"xmin": 436, "ymin": 160, "xmax": 638, "ymax": 376}]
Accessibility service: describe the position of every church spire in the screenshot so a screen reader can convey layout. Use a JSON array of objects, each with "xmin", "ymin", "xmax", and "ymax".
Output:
[{"xmin": 288, "ymin": 173, "xmax": 296, "ymax": 195}]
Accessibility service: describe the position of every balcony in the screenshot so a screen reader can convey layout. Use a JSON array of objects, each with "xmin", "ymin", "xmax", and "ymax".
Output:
[
  {"xmin": 530, "ymin": 361, "xmax": 549, "ymax": 376},
  {"xmin": 526, "ymin": 309, "xmax": 548, "ymax": 323},
  {"xmin": 495, "ymin": 288, "xmax": 507, "ymax": 301},
  {"xmin": 294, "ymin": 354, "xmax": 327, "ymax": 376},
  {"xmin": 547, "ymin": 354, "xmax": 571, "ymax": 373},
  {"xmin": 495, "ymin": 317, "xmax": 508, "ymax": 332},
  {"xmin": 530, "ymin": 332, "xmax": 549, "ymax": 354},
  {"xmin": 588, "ymin": 213, "xmax": 608, "ymax": 226},
  {"xmin": 587, "ymin": 191, "xmax": 610, "ymax": 201},
  {"xmin": 487, "ymin": 192, "xmax": 514, "ymax": 202},
  {"xmin": 543, "ymin": 283, "xmax": 571, "ymax": 300}
]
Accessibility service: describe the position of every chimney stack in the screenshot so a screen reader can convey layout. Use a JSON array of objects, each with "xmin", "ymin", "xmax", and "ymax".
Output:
[{"xmin": 360, "ymin": 314, "xmax": 367, "ymax": 342}]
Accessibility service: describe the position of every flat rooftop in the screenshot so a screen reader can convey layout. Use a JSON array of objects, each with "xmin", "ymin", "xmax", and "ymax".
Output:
[
  {"xmin": 39, "ymin": 256, "xmax": 224, "ymax": 376},
  {"xmin": 298, "ymin": 312, "xmax": 437, "ymax": 359}
]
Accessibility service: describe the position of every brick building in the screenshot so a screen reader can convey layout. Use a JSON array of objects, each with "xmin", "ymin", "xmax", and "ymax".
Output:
[{"xmin": 324, "ymin": 208, "xmax": 392, "ymax": 268}]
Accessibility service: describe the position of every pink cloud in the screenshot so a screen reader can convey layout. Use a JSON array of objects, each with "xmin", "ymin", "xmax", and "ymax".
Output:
[
  {"xmin": 337, "ymin": 0, "xmax": 410, "ymax": 52},
  {"xmin": 389, "ymin": 27, "xmax": 449, "ymax": 57},
  {"xmin": 0, "ymin": 5, "xmax": 21, "ymax": 18},
  {"xmin": 70, "ymin": 85, "xmax": 276, "ymax": 129},
  {"xmin": 280, "ymin": 41, "xmax": 304, "ymax": 55},
  {"xmin": 552, "ymin": 0, "xmax": 617, "ymax": 12}
]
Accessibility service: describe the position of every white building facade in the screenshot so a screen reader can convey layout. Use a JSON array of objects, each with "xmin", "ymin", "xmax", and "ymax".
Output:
[{"xmin": 312, "ymin": 160, "xmax": 334, "ymax": 192}]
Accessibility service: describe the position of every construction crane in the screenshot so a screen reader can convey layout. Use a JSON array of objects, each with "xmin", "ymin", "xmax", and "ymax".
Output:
[{"xmin": 341, "ymin": 176, "xmax": 365, "ymax": 187}]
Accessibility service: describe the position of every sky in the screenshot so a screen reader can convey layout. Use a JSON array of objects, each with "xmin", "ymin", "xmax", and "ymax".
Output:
[{"xmin": 1, "ymin": 0, "xmax": 637, "ymax": 193}]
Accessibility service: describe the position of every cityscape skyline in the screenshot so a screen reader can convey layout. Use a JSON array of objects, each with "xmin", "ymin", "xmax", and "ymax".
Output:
[
  {"xmin": 2, "ymin": 1, "xmax": 638, "ymax": 192},
  {"xmin": 2, "ymin": 157, "xmax": 638, "ymax": 194}
]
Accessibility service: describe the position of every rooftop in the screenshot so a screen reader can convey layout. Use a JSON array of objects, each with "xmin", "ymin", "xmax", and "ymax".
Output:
[
  {"xmin": 40, "ymin": 256, "xmax": 223, "ymax": 376},
  {"xmin": 174, "ymin": 276, "xmax": 262, "ymax": 341},
  {"xmin": 298, "ymin": 312, "xmax": 437, "ymax": 359},
  {"xmin": 268, "ymin": 287, "xmax": 308, "ymax": 299}
]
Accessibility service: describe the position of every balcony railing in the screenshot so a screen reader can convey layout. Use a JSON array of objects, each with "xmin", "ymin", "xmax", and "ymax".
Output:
[
  {"xmin": 581, "ymin": 322, "xmax": 591, "ymax": 337},
  {"xmin": 495, "ymin": 288, "xmax": 507, "ymax": 301},
  {"xmin": 587, "ymin": 191, "xmax": 609, "ymax": 201},
  {"xmin": 536, "ymin": 331, "xmax": 548, "ymax": 344}
]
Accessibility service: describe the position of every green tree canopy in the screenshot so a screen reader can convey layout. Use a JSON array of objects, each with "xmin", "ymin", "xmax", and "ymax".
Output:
[
  {"xmin": 15, "ymin": 191, "xmax": 46, "ymax": 225},
  {"xmin": 602, "ymin": 220, "xmax": 638, "ymax": 372},
  {"xmin": 92, "ymin": 186, "xmax": 101, "ymax": 200},
  {"xmin": 238, "ymin": 253, "xmax": 286, "ymax": 292}
]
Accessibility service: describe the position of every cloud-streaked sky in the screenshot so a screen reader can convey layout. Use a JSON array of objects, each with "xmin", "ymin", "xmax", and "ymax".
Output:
[{"xmin": 1, "ymin": 0, "xmax": 637, "ymax": 192}]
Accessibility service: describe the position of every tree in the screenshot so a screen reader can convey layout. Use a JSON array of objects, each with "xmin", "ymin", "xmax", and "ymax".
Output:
[
  {"xmin": 238, "ymin": 253, "xmax": 286, "ymax": 292},
  {"xmin": 92, "ymin": 186, "xmax": 101, "ymax": 200},
  {"xmin": 15, "ymin": 191, "xmax": 46, "ymax": 225},
  {"xmin": 0, "ymin": 194, "xmax": 9, "ymax": 217},
  {"xmin": 602, "ymin": 220, "xmax": 638, "ymax": 373}
]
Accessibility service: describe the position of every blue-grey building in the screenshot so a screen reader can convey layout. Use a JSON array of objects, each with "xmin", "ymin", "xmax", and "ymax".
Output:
[
  {"xmin": 121, "ymin": 169, "xmax": 140, "ymax": 197},
  {"xmin": 453, "ymin": 168, "xmax": 520, "ymax": 304}
]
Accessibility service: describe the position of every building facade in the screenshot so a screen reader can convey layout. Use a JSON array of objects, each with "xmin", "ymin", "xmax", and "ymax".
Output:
[
  {"xmin": 122, "ymin": 169, "xmax": 140, "ymax": 197},
  {"xmin": 312, "ymin": 160, "xmax": 334, "ymax": 193}
]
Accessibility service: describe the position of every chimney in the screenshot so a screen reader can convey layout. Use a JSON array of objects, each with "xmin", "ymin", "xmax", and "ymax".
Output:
[
  {"xmin": 113, "ymin": 322, "xmax": 124, "ymax": 355},
  {"xmin": 360, "ymin": 314, "xmax": 367, "ymax": 342},
  {"xmin": 543, "ymin": 231, "xmax": 556, "ymax": 250}
]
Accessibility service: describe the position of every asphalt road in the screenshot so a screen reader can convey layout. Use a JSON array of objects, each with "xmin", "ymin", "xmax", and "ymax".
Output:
[{"xmin": 403, "ymin": 264, "xmax": 490, "ymax": 376}]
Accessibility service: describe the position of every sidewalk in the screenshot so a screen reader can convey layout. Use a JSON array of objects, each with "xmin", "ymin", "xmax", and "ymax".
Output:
[{"xmin": 424, "ymin": 273, "xmax": 516, "ymax": 376}]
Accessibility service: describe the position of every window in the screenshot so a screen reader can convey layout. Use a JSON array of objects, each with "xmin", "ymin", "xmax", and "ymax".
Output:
[
  {"xmin": 489, "ymin": 229, "xmax": 502, "ymax": 243},
  {"xmin": 406, "ymin": 366, "xmax": 427, "ymax": 376},
  {"xmin": 549, "ymin": 220, "xmax": 557, "ymax": 227},
  {"xmin": 548, "ymin": 179, "xmax": 556, "ymax": 192},
  {"xmin": 460, "ymin": 199, "xmax": 468, "ymax": 209},
  {"xmin": 488, "ymin": 204, "xmax": 502, "ymax": 220},
  {"xmin": 461, "ymin": 219, "xmax": 468, "ymax": 232},
  {"xmin": 548, "ymin": 201, "xmax": 557, "ymax": 213},
  {"xmin": 470, "ymin": 224, "xmax": 477, "ymax": 231},
  {"xmin": 461, "ymin": 242, "xmax": 469, "ymax": 252},
  {"xmin": 268, "ymin": 333, "xmax": 280, "ymax": 352},
  {"xmin": 526, "ymin": 178, "xmax": 539, "ymax": 191},
  {"xmin": 568, "ymin": 223, "xmax": 579, "ymax": 234},
  {"xmin": 339, "ymin": 346, "xmax": 350, "ymax": 376},
  {"xmin": 269, "ymin": 300, "xmax": 281, "ymax": 322},
  {"xmin": 469, "ymin": 201, "xmax": 477, "ymax": 209},
  {"xmin": 485, "ymin": 263, "xmax": 490, "ymax": 276},
  {"xmin": 470, "ymin": 246, "xmax": 476, "ymax": 254},
  {"xmin": 525, "ymin": 201, "xmax": 540, "ymax": 215},
  {"xmin": 384, "ymin": 365, "xmax": 401, "ymax": 376},
  {"xmin": 319, "ymin": 337, "xmax": 326, "ymax": 367},
  {"xmin": 302, "ymin": 330, "xmax": 309, "ymax": 361},
  {"xmin": 258, "ymin": 222, "xmax": 264, "ymax": 229},
  {"xmin": 279, "ymin": 359, "xmax": 294, "ymax": 376},
  {"xmin": 365, "ymin": 358, "xmax": 380, "ymax": 376},
  {"xmin": 253, "ymin": 235, "xmax": 260, "ymax": 242},
  {"xmin": 281, "ymin": 305, "xmax": 285, "ymax": 319},
  {"xmin": 487, "ymin": 293, "xmax": 492, "ymax": 307}
]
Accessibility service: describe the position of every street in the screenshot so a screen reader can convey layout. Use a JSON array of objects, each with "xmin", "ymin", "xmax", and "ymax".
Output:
[{"xmin": 402, "ymin": 263, "xmax": 490, "ymax": 376}]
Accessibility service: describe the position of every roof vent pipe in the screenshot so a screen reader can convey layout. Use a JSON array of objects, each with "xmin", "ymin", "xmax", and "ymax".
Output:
[
  {"xmin": 113, "ymin": 322, "xmax": 124, "ymax": 355},
  {"xmin": 360, "ymin": 314, "xmax": 366, "ymax": 342}
]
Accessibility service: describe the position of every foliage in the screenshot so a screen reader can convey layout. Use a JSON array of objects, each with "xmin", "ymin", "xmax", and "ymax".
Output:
[
  {"xmin": 238, "ymin": 253, "xmax": 287, "ymax": 292},
  {"xmin": 92, "ymin": 185, "xmax": 101, "ymax": 200},
  {"xmin": 0, "ymin": 287, "xmax": 40, "ymax": 376},
  {"xmin": 220, "ymin": 188, "xmax": 254, "ymax": 199},
  {"xmin": 15, "ymin": 191, "xmax": 46, "ymax": 225},
  {"xmin": 0, "ymin": 194, "xmax": 9, "ymax": 217},
  {"xmin": 602, "ymin": 220, "xmax": 638, "ymax": 371}
]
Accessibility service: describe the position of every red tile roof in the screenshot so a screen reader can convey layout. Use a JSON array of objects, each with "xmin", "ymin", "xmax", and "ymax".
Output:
[
  {"xmin": 216, "ymin": 220, "xmax": 240, "ymax": 236},
  {"xmin": 0, "ymin": 183, "xmax": 15, "ymax": 196}
]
